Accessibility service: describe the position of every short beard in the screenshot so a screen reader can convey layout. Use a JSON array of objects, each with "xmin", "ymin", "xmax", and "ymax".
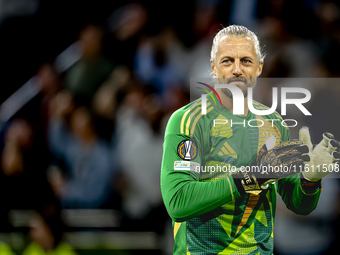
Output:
[{"xmin": 218, "ymin": 77, "xmax": 257, "ymax": 98}]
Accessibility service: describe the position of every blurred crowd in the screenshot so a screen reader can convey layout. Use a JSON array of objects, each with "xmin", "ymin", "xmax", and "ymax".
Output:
[{"xmin": 1, "ymin": 0, "xmax": 340, "ymax": 254}]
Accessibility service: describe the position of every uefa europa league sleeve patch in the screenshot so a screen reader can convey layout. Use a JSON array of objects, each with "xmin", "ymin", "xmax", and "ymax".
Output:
[{"xmin": 177, "ymin": 140, "xmax": 198, "ymax": 160}]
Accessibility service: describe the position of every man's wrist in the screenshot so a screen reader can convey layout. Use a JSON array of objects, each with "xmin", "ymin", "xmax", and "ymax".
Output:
[
  {"xmin": 300, "ymin": 173, "xmax": 321, "ymax": 191},
  {"xmin": 232, "ymin": 168, "xmax": 262, "ymax": 196}
]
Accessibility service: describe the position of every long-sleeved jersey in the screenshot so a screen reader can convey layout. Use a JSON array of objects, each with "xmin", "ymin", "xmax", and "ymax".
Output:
[{"xmin": 161, "ymin": 94, "xmax": 321, "ymax": 254}]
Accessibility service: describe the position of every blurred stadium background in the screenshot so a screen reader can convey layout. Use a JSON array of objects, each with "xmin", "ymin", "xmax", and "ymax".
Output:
[{"xmin": 0, "ymin": 0, "xmax": 340, "ymax": 254}]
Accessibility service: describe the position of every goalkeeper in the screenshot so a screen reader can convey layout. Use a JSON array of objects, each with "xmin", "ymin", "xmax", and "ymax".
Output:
[{"xmin": 160, "ymin": 25, "xmax": 340, "ymax": 255}]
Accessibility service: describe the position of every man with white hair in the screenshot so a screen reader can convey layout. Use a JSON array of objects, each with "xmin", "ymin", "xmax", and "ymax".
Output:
[{"xmin": 161, "ymin": 25, "xmax": 340, "ymax": 254}]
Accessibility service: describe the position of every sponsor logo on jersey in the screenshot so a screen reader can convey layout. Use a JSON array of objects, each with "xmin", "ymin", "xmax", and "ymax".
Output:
[
  {"xmin": 174, "ymin": 161, "xmax": 200, "ymax": 172},
  {"xmin": 177, "ymin": 140, "xmax": 198, "ymax": 160}
]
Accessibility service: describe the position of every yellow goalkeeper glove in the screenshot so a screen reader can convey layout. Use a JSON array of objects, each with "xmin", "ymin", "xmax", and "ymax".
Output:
[{"xmin": 299, "ymin": 126, "xmax": 340, "ymax": 182}]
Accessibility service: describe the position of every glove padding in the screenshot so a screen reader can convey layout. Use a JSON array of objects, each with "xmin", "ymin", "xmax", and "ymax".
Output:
[
  {"xmin": 299, "ymin": 126, "xmax": 340, "ymax": 182},
  {"xmin": 233, "ymin": 137, "xmax": 309, "ymax": 195}
]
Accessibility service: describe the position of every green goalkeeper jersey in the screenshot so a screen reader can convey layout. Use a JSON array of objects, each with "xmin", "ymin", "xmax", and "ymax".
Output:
[{"xmin": 161, "ymin": 94, "xmax": 321, "ymax": 255}]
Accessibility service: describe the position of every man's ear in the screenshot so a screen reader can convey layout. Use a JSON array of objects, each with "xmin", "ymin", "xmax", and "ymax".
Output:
[
  {"xmin": 210, "ymin": 59, "xmax": 216, "ymax": 76},
  {"xmin": 257, "ymin": 62, "xmax": 264, "ymax": 77}
]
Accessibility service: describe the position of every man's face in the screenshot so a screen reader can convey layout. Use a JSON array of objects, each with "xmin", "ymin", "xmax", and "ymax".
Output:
[{"xmin": 211, "ymin": 36, "xmax": 263, "ymax": 97}]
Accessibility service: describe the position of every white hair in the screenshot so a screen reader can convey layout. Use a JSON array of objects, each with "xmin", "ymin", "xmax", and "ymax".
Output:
[{"xmin": 210, "ymin": 25, "xmax": 265, "ymax": 65}]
